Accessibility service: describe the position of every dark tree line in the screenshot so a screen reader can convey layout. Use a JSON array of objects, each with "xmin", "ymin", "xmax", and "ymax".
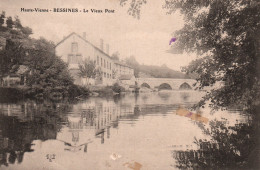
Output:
[{"xmin": 0, "ymin": 11, "xmax": 86, "ymax": 98}]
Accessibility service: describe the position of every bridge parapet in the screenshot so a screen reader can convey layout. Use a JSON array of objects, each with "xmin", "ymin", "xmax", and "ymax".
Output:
[{"xmin": 136, "ymin": 78, "xmax": 196, "ymax": 90}]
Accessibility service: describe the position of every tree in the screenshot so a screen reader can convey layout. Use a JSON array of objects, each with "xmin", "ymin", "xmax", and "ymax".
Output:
[
  {"xmin": 112, "ymin": 68, "xmax": 117, "ymax": 79},
  {"xmin": 0, "ymin": 11, "xmax": 5, "ymax": 27},
  {"xmin": 78, "ymin": 59, "xmax": 98, "ymax": 87},
  {"xmin": 162, "ymin": 0, "xmax": 260, "ymax": 110},
  {"xmin": 125, "ymin": 55, "xmax": 140, "ymax": 77},
  {"xmin": 6, "ymin": 16, "xmax": 13, "ymax": 29},
  {"xmin": 24, "ymin": 38, "xmax": 74, "ymax": 89},
  {"xmin": 21, "ymin": 26, "xmax": 33, "ymax": 37},
  {"xmin": 173, "ymin": 117, "xmax": 259, "ymax": 169},
  {"xmin": 111, "ymin": 51, "xmax": 120, "ymax": 61},
  {"xmin": 121, "ymin": 1, "xmax": 260, "ymax": 110},
  {"xmin": 120, "ymin": 0, "xmax": 147, "ymax": 19},
  {"xmin": 0, "ymin": 12, "xmax": 84, "ymax": 98}
]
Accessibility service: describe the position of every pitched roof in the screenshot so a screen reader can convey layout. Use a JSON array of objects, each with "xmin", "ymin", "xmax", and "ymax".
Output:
[
  {"xmin": 55, "ymin": 32, "xmax": 112, "ymax": 59},
  {"xmin": 113, "ymin": 60, "xmax": 133, "ymax": 69}
]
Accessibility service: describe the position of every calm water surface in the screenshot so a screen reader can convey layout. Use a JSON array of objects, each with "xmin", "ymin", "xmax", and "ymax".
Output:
[{"xmin": 0, "ymin": 91, "xmax": 247, "ymax": 170}]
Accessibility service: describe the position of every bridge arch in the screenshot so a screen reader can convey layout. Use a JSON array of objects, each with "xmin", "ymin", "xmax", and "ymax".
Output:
[
  {"xmin": 140, "ymin": 82, "xmax": 151, "ymax": 88},
  {"xmin": 158, "ymin": 83, "xmax": 172, "ymax": 90},
  {"xmin": 179, "ymin": 82, "xmax": 192, "ymax": 90}
]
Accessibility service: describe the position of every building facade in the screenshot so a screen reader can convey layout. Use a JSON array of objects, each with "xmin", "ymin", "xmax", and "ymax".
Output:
[
  {"xmin": 113, "ymin": 60, "xmax": 134, "ymax": 78},
  {"xmin": 55, "ymin": 32, "xmax": 134, "ymax": 86}
]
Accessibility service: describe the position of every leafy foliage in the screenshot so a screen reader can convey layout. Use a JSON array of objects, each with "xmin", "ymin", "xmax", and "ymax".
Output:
[
  {"xmin": 162, "ymin": 0, "xmax": 260, "ymax": 109},
  {"xmin": 112, "ymin": 68, "xmax": 117, "ymax": 79},
  {"xmin": 0, "ymin": 11, "xmax": 77, "ymax": 98},
  {"xmin": 173, "ymin": 115, "xmax": 259, "ymax": 169},
  {"xmin": 78, "ymin": 59, "xmax": 102, "ymax": 86},
  {"xmin": 6, "ymin": 16, "xmax": 13, "ymax": 29},
  {"xmin": 120, "ymin": 1, "xmax": 260, "ymax": 109},
  {"xmin": 78, "ymin": 59, "xmax": 97, "ymax": 79},
  {"xmin": 140, "ymin": 64, "xmax": 190, "ymax": 78},
  {"xmin": 124, "ymin": 55, "xmax": 190, "ymax": 78},
  {"xmin": 125, "ymin": 55, "xmax": 140, "ymax": 77},
  {"xmin": 120, "ymin": 0, "xmax": 147, "ymax": 19},
  {"xmin": 0, "ymin": 11, "xmax": 5, "ymax": 27},
  {"xmin": 111, "ymin": 51, "xmax": 120, "ymax": 61},
  {"xmin": 111, "ymin": 83, "xmax": 125, "ymax": 93}
]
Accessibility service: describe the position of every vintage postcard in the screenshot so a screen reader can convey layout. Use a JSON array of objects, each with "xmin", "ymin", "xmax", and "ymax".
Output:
[{"xmin": 0, "ymin": 0, "xmax": 259, "ymax": 170}]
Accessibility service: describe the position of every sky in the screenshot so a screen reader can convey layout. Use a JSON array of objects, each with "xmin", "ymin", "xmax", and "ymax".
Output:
[{"xmin": 0, "ymin": 0, "xmax": 197, "ymax": 71}]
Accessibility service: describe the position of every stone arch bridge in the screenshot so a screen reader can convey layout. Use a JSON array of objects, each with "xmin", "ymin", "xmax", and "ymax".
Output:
[{"xmin": 136, "ymin": 78, "xmax": 197, "ymax": 90}]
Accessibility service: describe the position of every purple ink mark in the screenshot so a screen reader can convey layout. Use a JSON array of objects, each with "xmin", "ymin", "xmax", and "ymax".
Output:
[
  {"xmin": 169, "ymin": 37, "xmax": 176, "ymax": 45},
  {"xmin": 185, "ymin": 112, "xmax": 193, "ymax": 117}
]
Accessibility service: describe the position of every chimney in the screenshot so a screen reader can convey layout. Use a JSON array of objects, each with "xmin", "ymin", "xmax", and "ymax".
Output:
[
  {"xmin": 82, "ymin": 32, "xmax": 86, "ymax": 39},
  {"xmin": 100, "ymin": 39, "xmax": 104, "ymax": 51},
  {"xmin": 106, "ymin": 44, "xmax": 109, "ymax": 55}
]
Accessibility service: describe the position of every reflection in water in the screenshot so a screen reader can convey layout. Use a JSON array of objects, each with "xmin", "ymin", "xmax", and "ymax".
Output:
[
  {"xmin": 0, "ymin": 96, "xmax": 139, "ymax": 167},
  {"xmin": 158, "ymin": 91, "xmax": 171, "ymax": 101},
  {"xmin": 172, "ymin": 108, "xmax": 259, "ymax": 169},
  {"xmin": 0, "ymin": 101, "xmax": 67, "ymax": 167},
  {"xmin": 0, "ymin": 91, "xmax": 253, "ymax": 169},
  {"xmin": 180, "ymin": 92, "xmax": 190, "ymax": 101}
]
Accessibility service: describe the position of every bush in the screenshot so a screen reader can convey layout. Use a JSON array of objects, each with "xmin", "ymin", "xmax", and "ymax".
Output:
[
  {"xmin": 25, "ymin": 85, "xmax": 44, "ymax": 98},
  {"xmin": 111, "ymin": 83, "xmax": 125, "ymax": 93},
  {"xmin": 0, "ymin": 87, "xmax": 24, "ymax": 102},
  {"xmin": 67, "ymin": 84, "xmax": 90, "ymax": 98}
]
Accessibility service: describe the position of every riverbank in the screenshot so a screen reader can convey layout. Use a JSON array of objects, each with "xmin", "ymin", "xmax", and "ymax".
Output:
[
  {"xmin": 0, "ymin": 85, "xmax": 90, "ymax": 102},
  {"xmin": 0, "ymin": 83, "xmax": 128, "ymax": 102}
]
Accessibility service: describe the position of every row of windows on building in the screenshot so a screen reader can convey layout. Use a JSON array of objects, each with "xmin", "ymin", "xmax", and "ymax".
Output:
[
  {"xmin": 71, "ymin": 43, "xmax": 112, "ymax": 70},
  {"xmin": 70, "ymin": 42, "xmax": 114, "ymax": 71},
  {"xmin": 96, "ymin": 56, "xmax": 112, "ymax": 70},
  {"xmin": 102, "ymin": 72, "xmax": 112, "ymax": 79},
  {"xmin": 68, "ymin": 54, "xmax": 132, "ymax": 74},
  {"xmin": 70, "ymin": 43, "xmax": 131, "ymax": 73},
  {"xmin": 69, "ymin": 43, "xmax": 132, "ymax": 76}
]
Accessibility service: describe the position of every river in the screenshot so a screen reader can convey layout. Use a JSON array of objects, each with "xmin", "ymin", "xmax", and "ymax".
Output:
[{"xmin": 0, "ymin": 91, "xmax": 248, "ymax": 170}]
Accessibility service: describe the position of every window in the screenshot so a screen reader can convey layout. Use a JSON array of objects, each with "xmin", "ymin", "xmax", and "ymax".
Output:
[
  {"xmin": 107, "ymin": 61, "xmax": 108, "ymax": 69},
  {"xmin": 104, "ymin": 59, "xmax": 106, "ymax": 68},
  {"xmin": 76, "ymin": 54, "xmax": 82, "ymax": 63},
  {"xmin": 68, "ymin": 54, "xmax": 73, "ymax": 63},
  {"xmin": 97, "ymin": 56, "xmax": 99, "ymax": 65},
  {"xmin": 101, "ymin": 58, "xmax": 103, "ymax": 66},
  {"xmin": 104, "ymin": 72, "xmax": 106, "ymax": 78},
  {"xmin": 71, "ymin": 42, "xmax": 78, "ymax": 53},
  {"xmin": 67, "ymin": 54, "xmax": 82, "ymax": 64},
  {"xmin": 110, "ymin": 63, "xmax": 111, "ymax": 70}
]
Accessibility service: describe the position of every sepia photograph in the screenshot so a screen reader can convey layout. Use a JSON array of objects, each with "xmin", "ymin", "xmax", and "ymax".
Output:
[{"xmin": 0, "ymin": 0, "xmax": 259, "ymax": 169}]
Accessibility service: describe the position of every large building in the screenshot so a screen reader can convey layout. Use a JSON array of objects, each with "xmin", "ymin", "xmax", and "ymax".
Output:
[{"xmin": 55, "ymin": 32, "xmax": 134, "ymax": 86}]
